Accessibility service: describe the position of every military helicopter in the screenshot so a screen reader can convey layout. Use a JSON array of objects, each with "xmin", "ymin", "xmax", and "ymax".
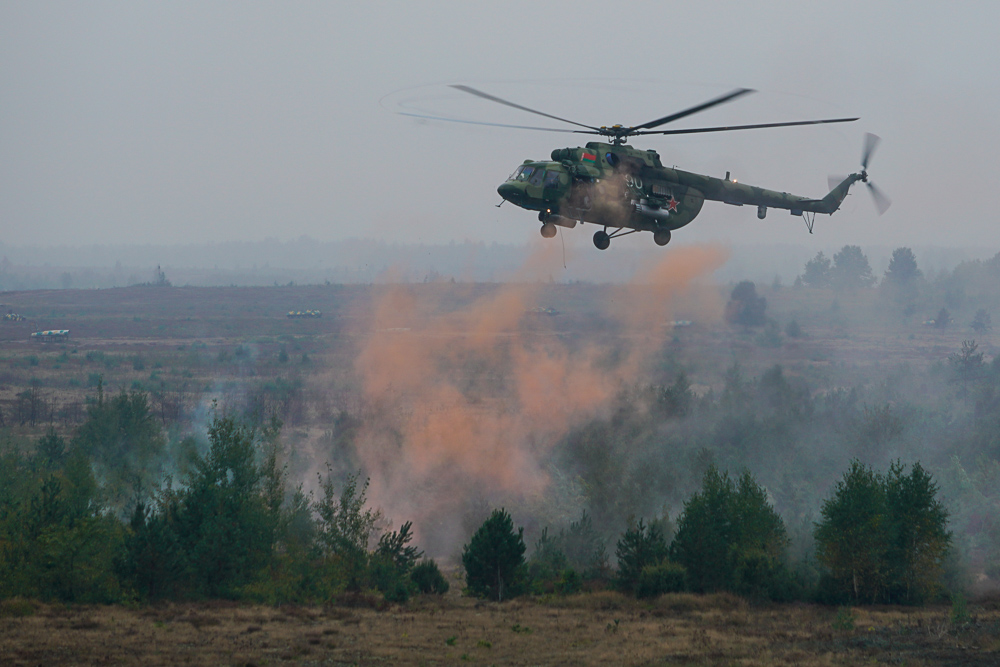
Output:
[{"xmin": 403, "ymin": 85, "xmax": 890, "ymax": 250}]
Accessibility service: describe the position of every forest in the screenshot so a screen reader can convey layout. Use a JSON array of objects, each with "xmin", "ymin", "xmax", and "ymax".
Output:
[{"xmin": 1, "ymin": 246, "xmax": 999, "ymax": 613}]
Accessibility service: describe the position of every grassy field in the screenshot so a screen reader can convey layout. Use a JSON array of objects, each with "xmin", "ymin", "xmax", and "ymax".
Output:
[{"xmin": 2, "ymin": 591, "xmax": 998, "ymax": 666}]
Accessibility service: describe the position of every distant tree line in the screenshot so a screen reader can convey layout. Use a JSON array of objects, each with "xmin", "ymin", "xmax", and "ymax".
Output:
[{"xmin": 794, "ymin": 246, "xmax": 999, "ymax": 332}]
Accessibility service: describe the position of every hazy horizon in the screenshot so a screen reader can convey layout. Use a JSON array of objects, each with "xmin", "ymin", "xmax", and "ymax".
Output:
[{"xmin": 0, "ymin": 238, "xmax": 997, "ymax": 290}]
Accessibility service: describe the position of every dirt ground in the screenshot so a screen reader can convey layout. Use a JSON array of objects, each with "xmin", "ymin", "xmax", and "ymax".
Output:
[{"xmin": 2, "ymin": 593, "xmax": 998, "ymax": 666}]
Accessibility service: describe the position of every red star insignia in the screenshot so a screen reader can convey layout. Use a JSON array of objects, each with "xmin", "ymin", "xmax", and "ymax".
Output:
[{"xmin": 666, "ymin": 196, "xmax": 680, "ymax": 212}]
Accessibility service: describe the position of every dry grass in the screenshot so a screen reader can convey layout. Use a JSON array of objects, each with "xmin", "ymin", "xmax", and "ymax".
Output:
[{"xmin": 1, "ymin": 594, "xmax": 998, "ymax": 666}]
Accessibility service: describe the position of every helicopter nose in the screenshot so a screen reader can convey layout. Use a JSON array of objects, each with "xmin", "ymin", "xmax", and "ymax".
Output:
[{"xmin": 497, "ymin": 182, "xmax": 519, "ymax": 200}]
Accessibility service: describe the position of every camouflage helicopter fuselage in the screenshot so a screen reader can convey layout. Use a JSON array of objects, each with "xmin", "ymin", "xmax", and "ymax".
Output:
[
  {"xmin": 498, "ymin": 141, "xmax": 864, "ymax": 249},
  {"xmin": 401, "ymin": 84, "xmax": 886, "ymax": 247}
]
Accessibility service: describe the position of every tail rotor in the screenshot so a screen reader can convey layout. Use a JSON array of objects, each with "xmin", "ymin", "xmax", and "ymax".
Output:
[{"xmin": 860, "ymin": 132, "xmax": 891, "ymax": 215}]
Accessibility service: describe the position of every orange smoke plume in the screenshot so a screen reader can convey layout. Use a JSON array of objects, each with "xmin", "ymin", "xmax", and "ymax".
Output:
[{"xmin": 347, "ymin": 244, "xmax": 728, "ymax": 554}]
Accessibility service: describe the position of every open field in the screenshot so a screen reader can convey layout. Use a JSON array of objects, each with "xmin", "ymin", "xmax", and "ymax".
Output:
[
  {"xmin": 2, "ymin": 592, "xmax": 999, "ymax": 666},
  {"xmin": 0, "ymin": 282, "xmax": 989, "ymax": 437}
]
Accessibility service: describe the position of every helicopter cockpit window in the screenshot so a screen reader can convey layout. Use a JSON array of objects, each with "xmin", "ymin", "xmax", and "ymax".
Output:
[
  {"xmin": 543, "ymin": 171, "xmax": 561, "ymax": 187},
  {"xmin": 515, "ymin": 166, "xmax": 535, "ymax": 182},
  {"xmin": 528, "ymin": 169, "xmax": 546, "ymax": 186}
]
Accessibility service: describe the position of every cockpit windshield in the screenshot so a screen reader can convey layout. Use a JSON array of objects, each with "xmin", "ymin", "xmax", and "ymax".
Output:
[{"xmin": 511, "ymin": 165, "xmax": 535, "ymax": 182}]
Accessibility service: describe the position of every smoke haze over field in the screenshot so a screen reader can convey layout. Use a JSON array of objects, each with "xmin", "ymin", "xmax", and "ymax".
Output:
[{"xmin": 343, "ymin": 245, "xmax": 727, "ymax": 553}]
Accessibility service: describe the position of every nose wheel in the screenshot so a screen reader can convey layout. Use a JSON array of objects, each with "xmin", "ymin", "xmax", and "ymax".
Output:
[
  {"xmin": 653, "ymin": 229, "xmax": 672, "ymax": 246},
  {"xmin": 540, "ymin": 222, "xmax": 557, "ymax": 238},
  {"xmin": 593, "ymin": 230, "xmax": 610, "ymax": 250}
]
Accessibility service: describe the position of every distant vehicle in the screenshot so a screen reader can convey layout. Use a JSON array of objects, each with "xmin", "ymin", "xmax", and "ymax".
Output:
[
  {"xmin": 668, "ymin": 320, "xmax": 693, "ymax": 327},
  {"xmin": 287, "ymin": 310, "xmax": 322, "ymax": 319},
  {"xmin": 527, "ymin": 306, "xmax": 559, "ymax": 316},
  {"xmin": 30, "ymin": 329, "xmax": 69, "ymax": 341},
  {"xmin": 4, "ymin": 313, "xmax": 26, "ymax": 322}
]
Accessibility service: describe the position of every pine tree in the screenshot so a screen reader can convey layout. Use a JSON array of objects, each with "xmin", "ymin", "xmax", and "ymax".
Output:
[
  {"xmin": 814, "ymin": 460, "xmax": 950, "ymax": 604},
  {"xmin": 671, "ymin": 466, "xmax": 788, "ymax": 597},
  {"xmin": 615, "ymin": 519, "xmax": 669, "ymax": 594},
  {"xmin": 462, "ymin": 508, "xmax": 526, "ymax": 601},
  {"xmin": 801, "ymin": 251, "xmax": 832, "ymax": 287},
  {"xmin": 831, "ymin": 245, "xmax": 875, "ymax": 290}
]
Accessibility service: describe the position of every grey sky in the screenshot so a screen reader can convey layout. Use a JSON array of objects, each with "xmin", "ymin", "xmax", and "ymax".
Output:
[{"xmin": 2, "ymin": 2, "xmax": 998, "ymax": 253}]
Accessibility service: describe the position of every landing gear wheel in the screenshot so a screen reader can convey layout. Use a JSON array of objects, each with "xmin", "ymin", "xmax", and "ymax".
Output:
[
  {"xmin": 540, "ymin": 222, "xmax": 557, "ymax": 239},
  {"xmin": 593, "ymin": 230, "xmax": 611, "ymax": 250},
  {"xmin": 653, "ymin": 229, "xmax": 672, "ymax": 246}
]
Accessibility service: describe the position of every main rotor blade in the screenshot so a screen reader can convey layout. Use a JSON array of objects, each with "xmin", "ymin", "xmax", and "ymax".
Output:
[
  {"xmin": 628, "ymin": 88, "xmax": 754, "ymax": 131},
  {"xmin": 637, "ymin": 117, "xmax": 859, "ymax": 136},
  {"xmin": 866, "ymin": 181, "xmax": 892, "ymax": 215},
  {"xmin": 397, "ymin": 111, "xmax": 578, "ymax": 133},
  {"xmin": 862, "ymin": 132, "xmax": 880, "ymax": 169},
  {"xmin": 450, "ymin": 85, "xmax": 601, "ymax": 132}
]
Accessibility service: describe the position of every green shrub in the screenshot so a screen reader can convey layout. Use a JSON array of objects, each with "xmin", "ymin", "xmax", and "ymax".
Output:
[
  {"xmin": 0, "ymin": 598, "xmax": 38, "ymax": 618},
  {"xmin": 832, "ymin": 606, "xmax": 855, "ymax": 631},
  {"xmin": 368, "ymin": 553, "xmax": 414, "ymax": 603},
  {"xmin": 950, "ymin": 592, "xmax": 970, "ymax": 626},
  {"xmin": 635, "ymin": 561, "xmax": 686, "ymax": 599},
  {"xmin": 725, "ymin": 281, "xmax": 767, "ymax": 326},
  {"xmin": 411, "ymin": 559, "xmax": 450, "ymax": 595},
  {"xmin": 554, "ymin": 568, "xmax": 583, "ymax": 596},
  {"xmin": 755, "ymin": 321, "xmax": 783, "ymax": 347}
]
